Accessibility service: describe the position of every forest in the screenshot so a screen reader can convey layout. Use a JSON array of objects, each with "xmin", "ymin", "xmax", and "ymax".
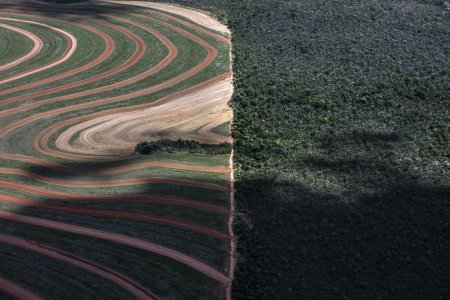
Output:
[{"xmin": 163, "ymin": 0, "xmax": 450, "ymax": 298}]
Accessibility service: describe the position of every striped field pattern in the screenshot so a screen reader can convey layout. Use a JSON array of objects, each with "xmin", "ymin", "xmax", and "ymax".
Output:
[{"xmin": 0, "ymin": 1, "xmax": 234, "ymax": 299}]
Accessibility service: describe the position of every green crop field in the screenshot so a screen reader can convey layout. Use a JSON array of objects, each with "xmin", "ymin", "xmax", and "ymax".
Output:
[{"xmin": 0, "ymin": 0, "xmax": 233, "ymax": 299}]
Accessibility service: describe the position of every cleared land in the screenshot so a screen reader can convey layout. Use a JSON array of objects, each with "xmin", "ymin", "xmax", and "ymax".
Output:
[{"xmin": 0, "ymin": 1, "xmax": 233, "ymax": 299}]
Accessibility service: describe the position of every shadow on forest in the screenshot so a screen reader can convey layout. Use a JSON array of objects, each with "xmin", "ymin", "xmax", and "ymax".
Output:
[
  {"xmin": 232, "ymin": 131, "xmax": 450, "ymax": 299},
  {"xmin": 3, "ymin": 132, "xmax": 448, "ymax": 298},
  {"xmin": 0, "ymin": 0, "xmax": 133, "ymax": 19}
]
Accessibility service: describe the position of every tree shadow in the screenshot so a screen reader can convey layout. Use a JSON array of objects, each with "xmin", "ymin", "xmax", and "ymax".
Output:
[
  {"xmin": 0, "ymin": 147, "xmax": 231, "ymax": 298},
  {"xmin": 0, "ymin": 0, "xmax": 133, "ymax": 19},
  {"xmin": 25, "ymin": 155, "xmax": 142, "ymax": 180},
  {"xmin": 232, "ymin": 131, "xmax": 450, "ymax": 299}
]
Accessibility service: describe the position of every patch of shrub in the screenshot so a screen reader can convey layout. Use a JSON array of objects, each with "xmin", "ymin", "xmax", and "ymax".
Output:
[{"xmin": 135, "ymin": 139, "xmax": 231, "ymax": 155}]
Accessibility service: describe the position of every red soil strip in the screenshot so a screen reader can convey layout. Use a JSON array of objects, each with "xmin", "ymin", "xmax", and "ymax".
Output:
[
  {"xmin": 0, "ymin": 168, "xmax": 230, "ymax": 192},
  {"xmin": 0, "ymin": 12, "xmax": 216, "ymax": 160},
  {"xmin": 0, "ymin": 195, "xmax": 230, "ymax": 240},
  {"xmin": 0, "ymin": 153, "xmax": 227, "ymax": 174},
  {"xmin": 0, "ymin": 3, "xmax": 234, "ymax": 293},
  {"xmin": 0, "ymin": 12, "xmax": 115, "ymax": 102},
  {"xmin": 0, "ymin": 179, "xmax": 229, "ymax": 214},
  {"xmin": 0, "ymin": 17, "xmax": 76, "ymax": 85},
  {"xmin": 0, "ymin": 3, "xmax": 229, "ymax": 104},
  {"xmin": 0, "ymin": 75, "xmax": 231, "ymax": 183},
  {"xmin": 0, "ymin": 23, "xmax": 43, "ymax": 72},
  {"xmin": 0, "ymin": 211, "xmax": 230, "ymax": 285},
  {"xmin": 0, "ymin": 12, "xmax": 175, "ymax": 111},
  {"xmin": 87, "ymin": 161, "xmax": 229, "ymax": 174},
  {"xmin": 0, "ymin": 277, "xmax": 43, "ymax": 300},
  {"xmin": 30, "ymin": 12, "xmax": 218, "ymax": 160},
  {"xmin": 33, "ymin": 74, "xmax": 229, "ymax": 162},
  {"xmin": 135, "ymin": 8, "xmax": 230, "ymax": 45},
  {"xmin": 21, "ymin": 1, "xmax": 230, "ymax": 44},
  {"xmin": 0, "ymin": 234, "xmax": 159, "ymax": 300},
  {"xmin": 0, "ymin": 10, "xmax": 229, "ymax": 173}
]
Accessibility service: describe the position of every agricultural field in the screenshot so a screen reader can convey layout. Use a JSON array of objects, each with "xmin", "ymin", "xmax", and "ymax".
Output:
[{"xmin": 0, "ymin": 0, "xmax": 234, "ymax": 299}]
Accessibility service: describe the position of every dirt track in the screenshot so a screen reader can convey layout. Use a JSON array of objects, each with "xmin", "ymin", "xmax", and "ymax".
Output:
[
  {"xmin": 0, "ymin": 179, "xmax": 229, "ymax": 213},
  {"xmin": 0, "ymin": 194, "xmax": 230, "ymax": 240},
  {"xmin": 0, "ymin": 167, "xmax": 230, "ymax": 191},
  {"xmin": 0, "ymin": 276, "xmax": 43, "ymax": 300},
  {"xmin": 0, "ymin": 2, "xmax": 234, "ymax": 298},
  {"xmin": 0, "ymin": 234, "xmax": 159, "ymax": 300},
  {"xmin": 0, "ymin": 211, "xmax": 231, "ymax": 285}
]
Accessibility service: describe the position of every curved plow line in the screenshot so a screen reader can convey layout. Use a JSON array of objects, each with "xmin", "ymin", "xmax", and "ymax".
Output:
[
  {"xmin": 0, "ymin": 16, "xmax": 219, "ymax": 164},
  {"xmin": 0, "ymin": 195, "xmax": 230, "ymax": 240},
  {"xmin": 0, "ymin": 12, "xmax": 173, "ymax": 111},
  {"xmin": 17, "ymin": 0, "xmax": 230, "ymax": 43},
  {"xmin": 35, "ymin": 13, "xmax": 225, "ymax": 159},
  {"xmin": 34, "ymin": 73, "xmax": 227, "ymax": 161},
  {"xmin": 0, "ymin": 211, "xmax": 231, "ymax": 285},
  {"xmin": 0, "ymin": 2, "xmax": 232, "ymax": 298},
  {"xmin": 60, "ymin": 74, "xmax": 232, "ymax": 154},
  {"xmin": 2, "ymin": 158, "xmax": 227, "ymax": 174},
  {"xmin": 0, "ymin": 23, "xmax": 43, "ymax": 72},
  {"xmin": 0, "ymin": 17, "xmax": 77, "ymax": 85},
  {"xmin": 0, "ymin": 276, "xmax": 43, "ymax": 300},
  {"xmin": 0, "ymin": 73, "xmax": 230, "ymax": 178},
  {"xmin": 0, "ymin": 12, "xmax": 120, "ymax": 101},
  {"xmin": 0, "ymin": 11, "xmax": 214, "ymax": 154},
  {"xmin": 0, "ymin": 3, "xmax": 228, "ymax": 106},
  {"xmin": 134, "ymin": 8, "xmax": 230, "ymax": 44},
  {"xmin": 0, "ymin": 235, "xmax": 159, "ymax": 300},
  {"xmin": 0, "ymin": 75, "xmax": 230, "ymax": 197},
  {"xmin": 0, "ymin": 179, "xmax": 229, "ymax": 214},
  {"xmin": 0, "ymin": 10, "xmax": 229, "ymax": 172},
  {"xmin": 0, "ymin": 168, "xmax": 230, "ymax": 192},
  {"xmin": 0, "ymin": 13, "xmax": 175, "ymax": 114}
]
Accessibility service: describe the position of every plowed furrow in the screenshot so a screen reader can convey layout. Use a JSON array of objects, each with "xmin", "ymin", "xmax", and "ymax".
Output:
[
  {"xmin": 0, "ymin": 179, "xmax": 228, "ymax": 214},
  {"xmin": 0, "ymin": 235, "xmax": 159, "ymax": 300},
  {"xmin": 0, "ymin": 211, "xmax": 231, "ymax": 285},
  {"xmin": 0, "ymin": 276, "xmax": 43, "ymax": 300},
  {"xmin": 0, "ymin": 195, "xmax": 230, "ymax": 240},
  {"xmin": 0, "ymin": 23, "xmax": 42, "ymax": 72},
  {"xmin": 0, "ymin": 17, "xmax": 76, "ymax": 85},
  {"xmin": 0, "ymin": 2, "xmax": 233, "ymax": 298}
]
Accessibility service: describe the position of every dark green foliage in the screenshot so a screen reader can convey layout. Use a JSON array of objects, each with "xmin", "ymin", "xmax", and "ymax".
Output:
[
  {"xmin": 135, "ymin": 139, "xmax": 231, "ymax": 155},
  {"xmin": 157, "ymin": 0, "xmax": 450, "ymax": 298}
]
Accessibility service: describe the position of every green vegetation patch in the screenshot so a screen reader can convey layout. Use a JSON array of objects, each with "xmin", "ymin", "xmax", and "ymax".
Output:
[
  {"xmin": 136, "ymin": 139, "xmax": 231, "ymax": 155},
  {"xmin": 1, "ymin": 244, "xmax": 136, "ymax": 299},
  {"xmin": 0, "ymin": 25, "xmax": 34, "ymax": 66}
]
